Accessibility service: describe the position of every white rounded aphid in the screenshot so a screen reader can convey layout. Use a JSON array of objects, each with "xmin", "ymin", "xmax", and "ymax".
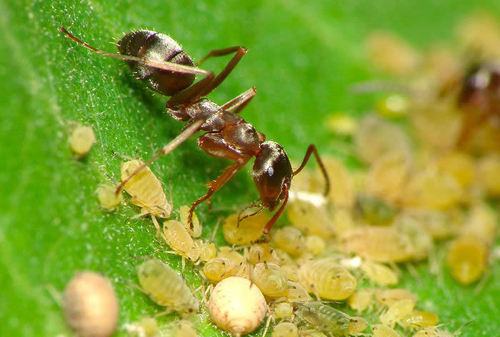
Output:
[
  {"xmin": 208, "ymin": 276, "xmax": 267, "ymax": 337},
  {"xmin": 63, "ymin": 271, "xmax": 119, "ymax": 337}
]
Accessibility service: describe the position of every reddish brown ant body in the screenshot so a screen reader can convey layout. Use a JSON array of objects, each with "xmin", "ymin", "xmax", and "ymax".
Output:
[{"xmin": 60, "ymin": 27, "xmax": 330, "ymax": 234}]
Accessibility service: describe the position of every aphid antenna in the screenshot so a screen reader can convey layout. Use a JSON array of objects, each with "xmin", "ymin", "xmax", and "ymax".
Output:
[{"xmin": 210, "ymin": 217, "xmax": 222, "ymax": 242}]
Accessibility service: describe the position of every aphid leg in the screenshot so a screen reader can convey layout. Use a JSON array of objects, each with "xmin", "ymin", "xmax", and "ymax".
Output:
[
  {"xmin": 116, "ymin": 119, "xmax": 204, "ymax": 195},
  {"xmin": 293, "ymin": 144, "xmax": 330, "ymax": 196},
  {"xmin": 261, "ymin": 314, "xmax": 273, "ymax": 337},
  {"xmin": 221, "ymin": 87, "xmax": 258, "ymax": 114},
  {"xmin": 150, "ymin": 216, "xmax": 167, "ymax": 242},
  {"xmin": 188, "ymin": 157, "xmax": 250, "ymax": 229},
  {"xmin": 59, "ymin": 27, "xmax": 209, "ymax": 76}
]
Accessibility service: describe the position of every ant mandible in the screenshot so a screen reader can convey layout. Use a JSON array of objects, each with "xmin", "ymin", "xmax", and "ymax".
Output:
[{"xmin": 60, "ymin": 27, "xmax": 330, "ymax": 234}]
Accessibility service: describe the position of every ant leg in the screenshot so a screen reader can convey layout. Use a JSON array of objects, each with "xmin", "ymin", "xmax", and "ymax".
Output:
[
  {"xmin": 293, "ymin": 144, "xmax": 330, "ymax": 196},
  {"xmin": 188, "ymin": 157, "xmax": 250, "ymax": 228},
  {"xmin": 59, "ymin": 27, "xmax": 208, "ymax": 76},
  {"xmin": 262, "ymin": 190, "xmax": 289, "ymax": 234},
  {"xmin": 116, "ymin": 119, "xmax": 204, "ymax": 195},
  {"xmin": 166, "ymin": 46, "xmax": 247, "ymax": 107},
  {"xmin": 221, "ymin": 87, "xmax": 257, "ymax": 114}
]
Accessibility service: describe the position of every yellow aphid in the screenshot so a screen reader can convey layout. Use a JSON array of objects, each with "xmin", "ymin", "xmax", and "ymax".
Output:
[
  {"xmin": 400, "ymin": 209, "xmax": 460, "ymax": 240},
  {"xmin": 250, "ymin": 263, "xmax": 288, "ymax": 298},
  {"xmin": 286, "ymin": 198, "xmax": 336, "ymax": 237},
  {"xmin": 194, "ymin": 240, "xmax": 217, "ymax": 262},
  {"xmin": 299, "ymin": 258, "xmax": 357, "ymax": 300},
  {"xmin": 202, "ymin": 257, "xmax": 238, "ymax": 283},
  {"xmin": 380, "ymin": 299, "xmax": 416, "ymax": 327},
  {"xmin": 326, "ymin": 113, "xmax": 358, "ymax": 136},
  {"xmin": 272, "ymin": 322, "xmax": 299, "ymax": 337},
  {"xmin": 332, "ymin": 207, "xmax": 356, "ymax": 236},
  {"xmin": 354, "ymin": 194, "xmax": 395, "ymax": 226},
  {"xmin": 360, "ymin": 261, "xmax": 398, "ymax": 286},
  {"xmin": 366, "ymin": 31, "xmax": 419, "ymax": 75},
  {"xmin": 400, "ymin": 311, "xmax": 439, "ymax": 329},
  {"xmin": 355, "ymin": 115, "xmax": 411, "ymax": 165},
  {"xmin": 248, "ymin": 243, "xmax": 280, "ymax": 265},
  {"xmin": 286, "ymin": 281, "xmax": 312, "ymax": 302},
  {"xmin": 367, "ymin": 152, "xmax": 410, "ymax": 203},
  {"xmin": 348, "ymin": 288, "xmax": 374, "ymax": 312},
  {"xmin": 136, "ymin": 259, "xmax": 199, "ymax": 314},
  {"xmin": 436, "ymin": 151, "xmax": 476, "ymax": 188},
  {"xmin": 173, "ymin": 319, "xmax": 198, "ymax": 337},
  {"xmin": 305, "ymin": 236, "xmax": 326, "ymax": 256},
  {"xmin": 217, "ymin": 246, "xmax": 245, "ymax": 265},
  {"xmin": 294, "ymin": 302, "xmax": 351, "ymax": 336},
  {"xmin": 280, "ymin": 263, "xmax": 300, "ymax": 282},
  {"xmin": 289, "ymin": 169, "xmax": 323, "ymax": 194},
  {"xmin": 403, "ymin": 169, "xmax": 463, "ymax": 210},
  {"xmin": 208, "ymin": 277, "xmax": 267, "ymax": 337},
  {"xmin": 298, "ymin": 329, "xmax": 328, "ymax": 337},
  {"xmin": 163, "ymin": 220, "xmax": 200, "ymax": 261},
  {"xmin": 456, "ymin": 11, "xmax": 500, "ymax": 60},
  {"xmin": 375, "ymin": 289, "xmax": 418, "ymax": 307},
  {"xmin": 461, "ymin": 203, "xmax": 497, "ymax": 245},
  {"xmin": 222, "ymin": 212, "xmax": 269, "ymax": 245},
  {"xmin": 376, "ymin": 94, "xmax": 409, "ymax": 118},
  {"xmin": 96, "ymin": 184, "xmax": 123, "ymax": 210},
  {"xmin": 121, "ymin": 159, "xmax": 172, "ymax": 218},
  {"xmin": 393, "ymin": 215, "xmax": 433, "ymax": 260},
  {"xmin": 63, "ymin": 272, "xmax": 119, "ymax": 337},
  {"xmin": 412, "ymin": 327, "xmax": 459, "ymax": 337},
  {"xmin": 477, "ymin": 154, "xmax": 500, "ymax": 197},
  {"xmin": 322, "ymin": 157, "xmax": 355, "ymax": 208},
  {"xmin": 273, "ymin": 227, "xmax": 306, "ymax": 257},
  {"xmin": 70, "ymin": 124, "xmax": 96, "ymax": 157},
  {"xmin": 179, "ymin": 205, "xmax": 202, "ymax": 238},
  {"xmin": 447, "ymin": 235, "xmax": 488, "ymax": 285},
  {"xmin": 124, "ymin": 317, "xmax": 158, "ymax": 337},
  {"xmin": 347, "ymin": 316, "xmax": 369, "ymax": 335},
  {"xmin": 273, "ymin": 302, "xmax": 294, "ymax": 319},
  {"xmin": 372, "ymin": 324, "xmax": 401, "ymax": 337},
  {"xmin": 341, "ymin": 226, "xmax": 414, "ymax": 263}
]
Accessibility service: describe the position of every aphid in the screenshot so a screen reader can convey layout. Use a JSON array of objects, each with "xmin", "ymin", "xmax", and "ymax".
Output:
[
  {"xmin": 247, "ymin": 243, "xmax": 280, "ymax": 265},
  {"xmin": 375, "ymin": 94, "xmax": 409, "ymax": 118},
  {"xmin": 273, "ymin": 227, "xmax": 306, "ymax": 257},
  {"xmin": 194, "ymin": 240, "xmax": 217, "ymax": 262},
  {"xmin": 375, "ymin": 288, "xmax": 417, "ymax": 308},
  {"xmin": 347, "ymin": 316, "xmax": 369, "ymax": 335},
  {"xmin": 272, "ymin": 302, "xmax": 294, "ymax": 320},
  {"xmin": 96, "ymin": 184, "xmax": 123, "ymax": 210},
  {"xmin": 399, "ymin": 209, "xmax": 459, "ymax": 240},
  {"xmin": 304, "ymin": 236, "xmax": 326, "ymax": 256},
  {"xmin": 354, "ymin": 194, "xmax": 396, "ymax": 226},
  {"xmin": 402, "ymin": 169, "xmax": 463, "ymax": 210},
  {"xmin": 446, "ymin": 235, "xmax": 488, "ymax": 285},
  {"xmin": 477, "ymin": 154, "xmax": 500, "ymax": 197},
  {"xmin": 393, "ymin": 215, "xmax": 433, "ymax": 261},
  {"xmin": 340, "ymin": 226, "xmax": 414, "ymax": 263},
  {"xmin": 298, "ymin": 329, "xmax": 328, "ymax": 337},
  {"xmin": 379, "ymin": 299, "xmax": 416, "ymax": 328},
  {"xmin": 136, "ymin": 259, "xmax": 199, "ymax": 314},
  {"xmin": 121, "ymin": 159, "xmax": 172, "ymax": 219},
  {"xmin": 272, "ymin": 322, "xmax": 299, "ymax": 337},
  {"xmin": 208, "ymin": 276, "xmax": 267, "ymax": 337},
  {"xmin": 460, "ymin": 203, "xmax": 497, "ymax": 245},
  {"xmin": 69, "ymin": 124, "xmax": 96, "ymax": 157},
  {"xmin": 286, "ymin": 197, "xmax": 335, "ymax": 238},
  {"xmin": 436, "ymin": 151, "xmax": 475, "ymax": 188},
  {"xmin": 366, "ymin": 152, "xmax": 410, "ymax": 203},
  {"xmin": 286, "ymin": 281, "xmax": 312, "ymax": 302},
  {"xmin": 250, "ymin": 263, "xmax": 288, "ymax": 298},
  {"xmin": 400, "ymin": 311, "xmax": 439, "ymax": 329},
  {"xmin": 180, "ymin": 205, "xmax": 202, "ymax": 238},
  {"xmin": 360, "ymin": 260, "xmax": 398, "ymax": 286},
  {"xmin": 172, "ymin": 319, "xmax": 198, "ymax": 337},
  {"xmin": 222, "ymin": 212, "xmax": 270, "ymax": 245},
  {"xmin": 202, "ymin": 257, "xmax": 238, "ymax": 283},
  {"xmin": 321, "ymin": 156, "xmax": 355, "ymax": 208},
  {"xmin": 293, "ymin": 302, "xmax": 351, "ymax": 336},
  {"xmin": 371, "ymin": 324, "xmax": 401, "ymax": 337},
  {"xmin": 60, "ymin": 27, "xmax": 330, "ymax": 234},
  {"xmin": 163, "ymin": 220, "xmax": 200, "ymax": 261},
  {"xmin": 124, "ymin": 317, "xmax": 158, "ymax": 337},
  {"xmin": 63, "ymin": 272, "xmax": 119, "ymax": 337},
  {"xmin": 325, "ymin": 113, "xmax": 358, "ymax": 136},
  {"xmin": 299, "ymin": 258, "xmax": 357, "ymax": 300},
  {"xmin": 217, "ymin": 246, "xmax": 245, "ymax": 265},
  {"xmin": 347, "ymin": 288, "xmax": 374, "ymax": 312}
]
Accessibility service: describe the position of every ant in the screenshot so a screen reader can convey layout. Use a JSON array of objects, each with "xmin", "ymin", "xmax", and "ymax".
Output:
[{"xmin": 60, "ymin": 27, "xmax": 330, "ymax": 234}]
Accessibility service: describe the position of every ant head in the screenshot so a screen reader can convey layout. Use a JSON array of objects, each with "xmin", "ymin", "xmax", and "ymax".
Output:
[{"xmin": 252, "ymin": 141, "xmax": 293, "ymax": 211}]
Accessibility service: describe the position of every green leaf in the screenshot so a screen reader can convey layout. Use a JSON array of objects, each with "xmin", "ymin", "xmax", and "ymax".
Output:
[{"xmin": 1, "ymin": 0, "xmax": 499, "ymax": 336}]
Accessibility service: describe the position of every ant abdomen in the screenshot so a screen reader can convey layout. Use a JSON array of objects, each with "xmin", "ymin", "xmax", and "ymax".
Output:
[{"xmin": 118, "ymin": 31, "xmax": 196, "ymax": 95}]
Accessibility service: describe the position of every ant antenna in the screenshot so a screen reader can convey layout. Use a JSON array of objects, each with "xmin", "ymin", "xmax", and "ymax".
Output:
[
  {"xmin": 237, "ymin": 200, "xmax": 264, "ymax": 227},
  {"xmin": 293, "ymin": 144, "xmax": 330, "ymax": 196}
]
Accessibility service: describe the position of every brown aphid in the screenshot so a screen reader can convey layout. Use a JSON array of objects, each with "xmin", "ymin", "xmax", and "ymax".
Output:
[
  {"xmin": 272, "ymin": 322, "xmax": 299, "ymax": 337},
  {"xmin": 63, "ymin": 272, "xmax": 119, "ymax": 337},
  {"xmin": 299, "ymin": 258, "xmax": 357, "ymax": 300},
  {"xmin": 121, "ymin": 159, "xmax": 172, "ymax": 218},
  {"xmin": 163, "ymin": 220, "xmax": 200, "ymax": 261},
  {"xmin": 250, "ymin": 263, "xmax": 288, "ymax": 298},
  {"xmin": 273, "ymin": 226, "xmax": 306, "ymax": 257},
  {"xmin": 202, "ymin": 257, "xmax": 239, "ymax": 283},
  {"xmin": 223, "ymin": 212, "xmax": 270, "ymax": 245},
  {"xmin": 375, "ymin": 288, "xmax": 418, "ymax": 307},
  {"xmin": 208, "ymin": 276, "xmax": 267, "ymax": 337},
  {"xmin": 341, "ymin": 226, "xmax": 414, "ymax": 263},
  {"xmin": 70, "ymin": 124, "xmax": 96, "ymax": 157},
  {"xmin": 447, "ymin": 235, "xmax": 488, "ymax": 285},
  {"xmin": 400, "ymin": 311, "xmax": 439, "ymax": 329},
  {"xmin": 96, "ymin": 184, "xmax": 123, "ymax": 210},
  {"xmin": 136, "ymin": 259, "xmax": 199, "ymax": 314}
]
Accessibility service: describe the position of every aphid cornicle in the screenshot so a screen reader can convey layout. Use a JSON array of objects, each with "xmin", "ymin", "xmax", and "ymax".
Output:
[
  {"xmin": 136, "ymin": 259, "xmax": 199, "ymax": 314},
  {"xmin": 60, "ymin": 27, "xmax": 330, "ymax": 234}
]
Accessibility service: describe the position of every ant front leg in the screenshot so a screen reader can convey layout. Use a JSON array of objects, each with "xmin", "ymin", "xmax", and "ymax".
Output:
[
  {"xmin": 293, "ymin": 144, "xmax": 330, "ymax": 196},
  {"xmin": 166, "ymin": 46, "xmax": 247, "ymax": 107}
]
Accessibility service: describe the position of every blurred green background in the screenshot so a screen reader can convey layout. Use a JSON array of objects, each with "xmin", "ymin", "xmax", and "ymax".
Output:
[{"xmin": 0, "ymin": 0, "xmax": 499, "ymax": 336}]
